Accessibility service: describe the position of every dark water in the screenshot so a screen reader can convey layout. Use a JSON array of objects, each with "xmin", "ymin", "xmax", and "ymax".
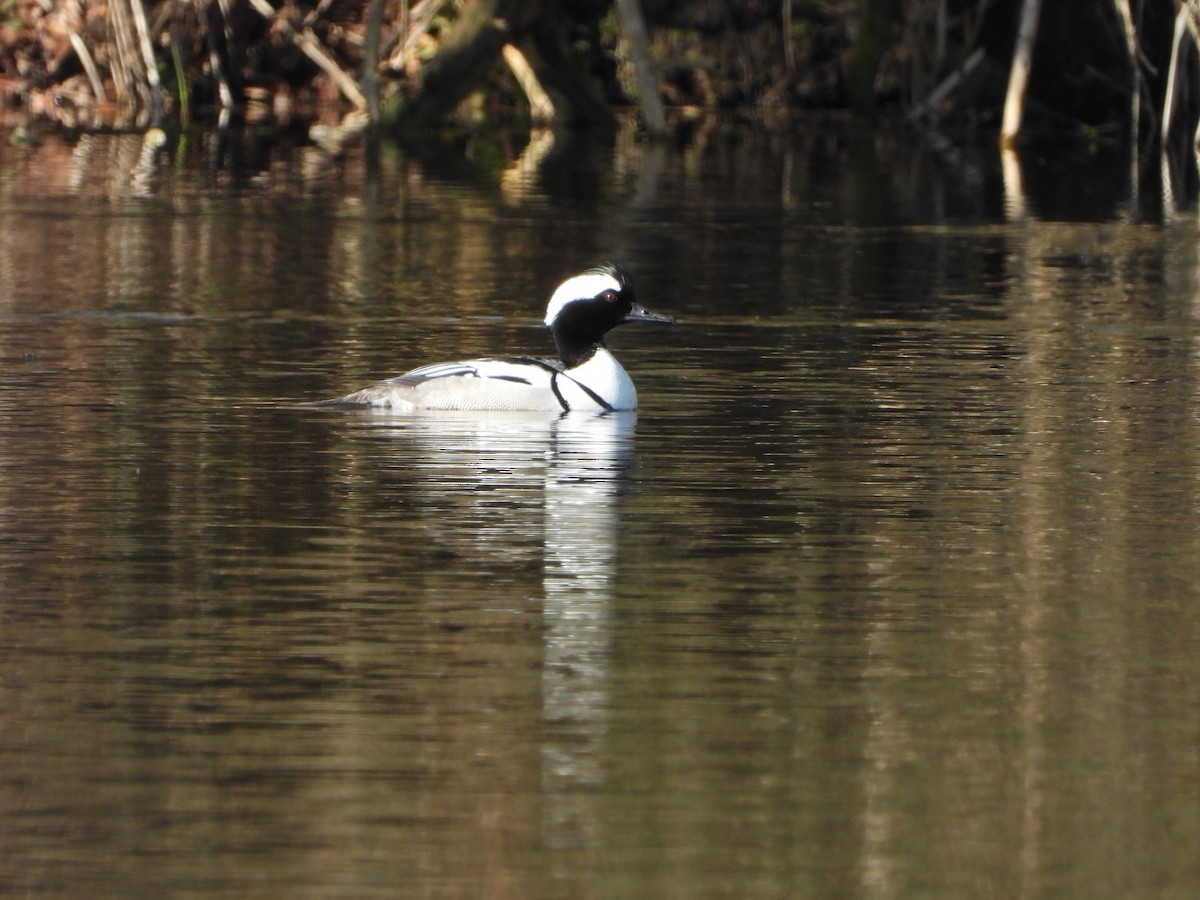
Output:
[{"xmin": 2, "ymin": 125, "xmax": 1199, "ymax": 897}]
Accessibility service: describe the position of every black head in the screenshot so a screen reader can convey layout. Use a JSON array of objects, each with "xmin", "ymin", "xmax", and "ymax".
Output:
[{"xmin": 543, "ymin": 264, "xmax": 675, "ymax": 367}]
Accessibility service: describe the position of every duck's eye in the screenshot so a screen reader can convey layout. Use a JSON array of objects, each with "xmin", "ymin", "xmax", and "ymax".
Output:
[{"xmin": 600, "ymin": 290, "xmax": 619, "ymax": 303}]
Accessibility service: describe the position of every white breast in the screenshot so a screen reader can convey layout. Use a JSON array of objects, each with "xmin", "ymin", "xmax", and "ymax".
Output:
[{"xmin": 556, "ymin": 349, "xmax": 638, "ymax": 411}]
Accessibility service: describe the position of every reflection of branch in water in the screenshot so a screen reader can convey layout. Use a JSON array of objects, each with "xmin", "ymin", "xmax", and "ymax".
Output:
[
  {"xmin": 1001, "ymin": 146, "xmax": 1027, "ymax": 223},
  {"xmin": 500, "ymin": 128, "xmax": 557, "ymax": 204},
  {"xmin": 304, "ymin": 110, "xmax": 371, "ymax": 179}
]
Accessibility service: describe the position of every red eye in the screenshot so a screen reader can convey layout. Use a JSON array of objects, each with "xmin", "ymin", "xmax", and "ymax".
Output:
[{"xmin": 601, "ymin": 290, "xmax": 619, "ymax": 303}]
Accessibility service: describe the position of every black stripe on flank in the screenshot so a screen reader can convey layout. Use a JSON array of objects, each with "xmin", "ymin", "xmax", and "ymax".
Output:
[
  {"xmin": 557, "ymin": 373, "xmax": 615, "ymax": 412},
  {"xmin": 489, "ymin": 375, "xmax": 533, "ymax": 384},
  {"xmin": 550, "ymin": 373, "xmax": 570, "ymax": 411}
]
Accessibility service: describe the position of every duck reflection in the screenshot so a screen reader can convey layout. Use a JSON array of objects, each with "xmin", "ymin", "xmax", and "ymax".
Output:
[
  {"xmin": 539, "ymin": 412, "xmax": 635, "ymax": 851},
  {"xmin": 357, "ymin": 409, "xmax": 636, "ymax": 853}
]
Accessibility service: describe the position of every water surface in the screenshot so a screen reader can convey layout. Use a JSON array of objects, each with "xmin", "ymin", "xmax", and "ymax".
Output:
[{"xmin": 2, "ymin": 126, "xmax": 1199, "ymax": 897}]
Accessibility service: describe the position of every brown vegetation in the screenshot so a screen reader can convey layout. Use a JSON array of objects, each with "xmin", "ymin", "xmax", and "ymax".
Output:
[{"xmin": 0, "ymin": 0, "xmax": 1198, "ymax": 155}]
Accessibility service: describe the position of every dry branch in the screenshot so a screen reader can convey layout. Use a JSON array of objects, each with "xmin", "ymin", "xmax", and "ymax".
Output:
[
  {"xmin": 502, "ymin": 44, "xmax": 555, "ymax": 123},
  {"xmin": 1000, "ymin": 0, "xmax": 1041, "ymax": 147},
  {"xmin": 384, "ymin": 0, "xmax": 445, "ymax": 74},
  {"xmin": 32, "ymin": 0, "xmax": 110, "ymax": 105},
  {"xmin": 614, "ymin": 0, "xmax": 665, "ymax": 135},
  {"xmin": 1162, "ymin": 6, "xmax": 1189, "ymax": 145},
  {"xmin": 1111, "ymin": 0, "xmax": 1139, "ymax": 132},
  {"xmin": 909, "ymin": 46, "xmax": 984, "ymax": 122},
  {"xmin": 130, "ymin": 0, "xmax": 163, "ymax": 121},
  {"xmin": 246, "ymin": 0, "xmax": 367, "ymax": 110}
]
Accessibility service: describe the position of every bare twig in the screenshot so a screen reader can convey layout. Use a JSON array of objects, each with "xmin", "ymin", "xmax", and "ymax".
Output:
[
  {"xmin": 33, "ymin": 0, "xmax": 108, "ymax": 104},
  {"xmin": 502, "ymin": 44, "xmax": 554, "ymax": 123},
  {"xmin": 782, "ymin": 0, "xmax": 794, "ymax": 74},
  {"xmin": 385, "ymin": 0, "xmax": 445, "ymax": 73},
  {"xmin": 109, "ymin": 0, "xmax": 146, "ymax": 111},
  {"xmin": 615, "ymin": 0, "xmax": 666, "ymax": 136},
  {"xmin": 909, "ymin": 46, "xmax": 984, "ymax": 122},
  {"xmin": 246, "ymin": 0, "xmax": 367, "ymax": 109},
  {"xmin": 363, "ymin": 0, "xmax": 385, "ymax": 121},
  {"xmin": 130, "ymin": 0, "xmax": 164, "ymax": 122},
  {"xmin": 70, "ymin": 31, "xmax": 109, "ymax": 105},
  {"xmin": 1000, "ymin": 0, "xmax": 1041, "ymax": 147},
  {"xmin": 1162, "ymin": 6, "xmax": 1189, "ymax": 146},
  {"xmin": 65, "ymin": 3, "xmax": 108, "ymax": 104},
  {"xmin": 1110, "ymin": 0, "xmax": 1139, "ymax": 205},
  {"xmin": 196, "ymin": 0, "xmax": 236, "ymax": 116},
  {"xmin": 1111, "ymin": 0, "xmax": 1139, "ymax": 125}
]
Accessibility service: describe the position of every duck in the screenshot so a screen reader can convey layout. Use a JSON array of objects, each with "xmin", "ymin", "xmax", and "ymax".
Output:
[{"xmin": 322, "ymin": 264, "xmax": 675, "ymax": 412}]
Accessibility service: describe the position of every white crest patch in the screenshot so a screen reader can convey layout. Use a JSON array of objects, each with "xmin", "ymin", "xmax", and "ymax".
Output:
[{"xmin": 544, "ymin": 271, "xmax": 622, "ymax": 326}]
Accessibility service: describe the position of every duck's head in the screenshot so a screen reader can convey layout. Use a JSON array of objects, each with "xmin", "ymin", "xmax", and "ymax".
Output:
[{"xmin": 544, "ymin": 264, "xmax": 675, "ymax": 367}]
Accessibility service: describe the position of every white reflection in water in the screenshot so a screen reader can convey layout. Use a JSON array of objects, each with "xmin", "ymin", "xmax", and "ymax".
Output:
[
  {"xmin": 540, "ymin": 412, "xmax": 635, "ymax": 849},
  {"xmin": 359, "ymin": 409, "xmax": 635, "ymax": 849}
]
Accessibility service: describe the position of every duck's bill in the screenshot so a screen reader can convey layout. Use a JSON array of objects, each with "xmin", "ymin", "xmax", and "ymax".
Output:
[{"xmin": 624, "ymin": 303, "xmax": 676, "ymax": 325}]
